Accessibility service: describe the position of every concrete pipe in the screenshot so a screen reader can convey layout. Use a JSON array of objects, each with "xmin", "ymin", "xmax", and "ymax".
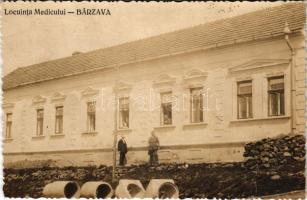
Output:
[
  {"xmin": 145, "ymin": 179, "xmax": 179, "ymax": 199},
  {"xmin": 80, "ymin": 181, "xmax": 114, "ymax": 198},
  {"xmin": 42, "ymin": 181, "xmax": 80, "ymax": 198},
  {"xmin": 115, "ymin": 179, "xmax": 145, "ymax": 198}
]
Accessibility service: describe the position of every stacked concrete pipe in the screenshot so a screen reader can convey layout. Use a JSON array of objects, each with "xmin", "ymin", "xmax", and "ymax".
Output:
[
  {"xmin": 80, "ymin": 181, "xmax": 114, "ymax": 198},
  {"xmin": 42, "ymin": 181, "xmax": 80, "ymax": 198},
  {"xmin": 145, "ymin": 179, "xmax": 179, "ymax": 199},
  {"xmin": 115, "ymin": 179, "xmax": 145, "ymax": 198}
]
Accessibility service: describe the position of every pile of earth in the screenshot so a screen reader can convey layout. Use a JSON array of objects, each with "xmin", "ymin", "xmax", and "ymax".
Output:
[
  {"xmin": 244, "ymin": 134, "xmax": 305, "ymax": 169},
  {"xmin": 3, "ymin": 135, "xmax": 305, "ymax": 198}
]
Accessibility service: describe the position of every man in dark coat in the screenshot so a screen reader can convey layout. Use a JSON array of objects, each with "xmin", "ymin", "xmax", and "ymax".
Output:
[
  {"xmin": 117, "ymin": 136, "xmax": 128, "ymax": 166},
  {"xmin": 148, "ymin": 131, "xmax": 160, "ymax": 165}
]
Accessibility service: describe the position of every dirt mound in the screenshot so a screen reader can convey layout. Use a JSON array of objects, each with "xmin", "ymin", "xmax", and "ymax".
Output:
[{"xmin": 244, "ymin": 134, "xmax": 305, "ymax": 169}]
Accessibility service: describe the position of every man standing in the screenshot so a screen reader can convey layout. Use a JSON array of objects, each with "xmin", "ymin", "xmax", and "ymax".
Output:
[
  {"xmin": 148, "ymin": 131, "xmax": 160, "ymax": 165},
  {"xmin": 117, "ymin": 136, "xmax": 128, "ymax": 166}
]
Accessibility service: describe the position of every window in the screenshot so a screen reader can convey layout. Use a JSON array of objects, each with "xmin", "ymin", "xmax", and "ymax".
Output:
[
  {"xmin": 5, "ymin": 113, "xmax": 12, "ymax": 138},
  {"xmin": 119, "ymin": 97, "xmax": 129, "ymax": 129},
  {"xmin": 268, "ymin": 76, "xmax": 285, "ymax": 116},
  {"xmin": 87, "ymin": 101, "xmax": 96, "ymax": 132},
  {"xmin": 161, "ymin": 92, "xmax": 172, "ymax": 125},
  {"xmin": 36, "ymin": 109, "xmax": 44, "ymax": 136},
  {"xmin": 190, "ymin": 88, "xmax": 204, "ymax": 123},
  {"xmin": 237, "ymin": 80, "xmax": 253, "ymax": 119},
  {"xmin": 55, "ymin": 106, "xmax": 63, "ymax": 134}
]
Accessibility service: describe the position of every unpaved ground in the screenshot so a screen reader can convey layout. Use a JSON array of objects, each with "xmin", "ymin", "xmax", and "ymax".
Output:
[
  {"xmin": 261, "ymin": 190, "xmax": 305, "ymax": 199},
  {"xmin": 4, "ymin": 135, "xmax": 305, "ymax": 198},
  {"xmin": 3, "ymin": 160, "xmax": 305, "ymax": 198}
]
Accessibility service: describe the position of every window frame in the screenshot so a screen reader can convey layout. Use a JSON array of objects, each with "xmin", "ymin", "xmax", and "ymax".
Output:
[
  {"xmin": 55, "ymin": 106, "xmax": 64, "ymax": 134},
  {"xmin": 5, "ymin": 113, "xmax": 12, "ymax": 139},
  {"xmin": 118, "ymin": 97, "xmax": 130, "ymax": 129},
  {"xmin": 160, "ymin": 92, "xmax": 173, "ymax": 126},
  {"xmin": 190, "ymin": 87, "xmax": 204, "ymax": 123},
  {"xmin": 36, "ymin": 109, "xmax": 44, "ymax": 136},
  {"xmin": 268, "ymin": 75, "xmax": 285, "ymax": 117},
  {"xmin": 86, "ymin": 101, "xmax": 96, "ymax": 132},
  {"xmin": 237, "ymin": 80, "xmax": 253, "ymax": 119}
]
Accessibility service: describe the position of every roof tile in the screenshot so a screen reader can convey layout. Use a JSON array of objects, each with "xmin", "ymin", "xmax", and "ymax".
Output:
[{"xmin": 3, "ymin": 3, "xmax": 305, "ymax": 90}]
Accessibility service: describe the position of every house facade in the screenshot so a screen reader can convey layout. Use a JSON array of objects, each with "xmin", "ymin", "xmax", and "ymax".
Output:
[{"xmin": 2, "ymin": 3, "xmax": 306, "ymax": 167}]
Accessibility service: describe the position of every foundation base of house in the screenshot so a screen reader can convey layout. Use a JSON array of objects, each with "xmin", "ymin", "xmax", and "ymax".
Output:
[{"xmin": 3, "ymin": 142, "xmax": 246, "ymax": 168}]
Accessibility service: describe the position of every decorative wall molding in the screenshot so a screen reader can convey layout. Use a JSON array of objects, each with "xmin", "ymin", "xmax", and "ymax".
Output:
[
  {"xmin": 184, "ymin": 83, "xmax": 205, "ymax": 89},
  {"xmin": 265, "ymin": 72, "xmax": 285, "ymax": 78},
  {"xmin": 229, "ymin": 59, "xmax": 290, "ymax": 73},
  {"xmin": 182, "ymin": 69, "xmax": 208, "ymax": 89},
  {"xmin": 235, "ymin": 76, "xmax": 253, "ymax": 82},
  {"xmin": 3, "ymin": 103, "xmax": 15, "ymax": 109},
  {"xmin": 158, "ymin": 87, "xmax": 173, "ymax": 93},
  {"xmin": 183, "ymin": 69, "xmax": 208, "ymax": 81},
  {"xmin": 51, "ymin": 92, "xmax": 66, "ymax": 102},
  {"xmin": 81, "ymin": 87, "xmax": 99, "ymax": 97},
  {"xmin": 32, "ymin": 95, "xmax": 47, "ymax": 104},
  {"xmin": 113, "ymin": 81, "xmax": 132, "ymax": 92},
  {"xmin": 153, "ymin": 74, "xmax": 176, "ymax": 86}
]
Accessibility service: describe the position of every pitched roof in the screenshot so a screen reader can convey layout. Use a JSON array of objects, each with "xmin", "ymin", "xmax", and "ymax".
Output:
[{"xmin": 3, "ymin": 3, "xmax": 305, "ymax": 90}]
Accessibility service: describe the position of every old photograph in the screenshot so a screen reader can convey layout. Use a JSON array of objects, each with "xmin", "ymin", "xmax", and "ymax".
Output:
[{"xmin": 2, "ymin": 1, "xmax": 306, "ymax": 198}]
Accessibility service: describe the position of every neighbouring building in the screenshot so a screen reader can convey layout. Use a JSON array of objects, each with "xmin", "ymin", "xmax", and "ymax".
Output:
[{"xmin": 2, "ymin": 3, "xmax": 306, "ymax": 167}]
